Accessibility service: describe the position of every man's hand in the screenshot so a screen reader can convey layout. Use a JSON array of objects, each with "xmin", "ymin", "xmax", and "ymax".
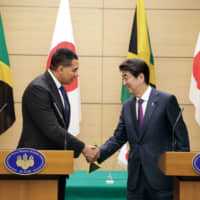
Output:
[{"xmin": 82, "ymin": 145, "xmax": 100, "ymax": 163}]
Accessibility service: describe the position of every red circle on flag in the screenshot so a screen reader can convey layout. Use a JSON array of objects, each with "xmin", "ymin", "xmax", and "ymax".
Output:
[
  {"xmin": 125, "ymin": 152, "xmax": 129, "ymax": 161},
  {"xmin": 46, "ymin": 41, "xmax": 78, "ymax": 92},
  {"xmin": 193, "ymin": 51, "xmax": 200, "ymax": 90}
]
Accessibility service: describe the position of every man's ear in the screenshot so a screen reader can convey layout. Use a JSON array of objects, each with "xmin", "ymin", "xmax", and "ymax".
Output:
[
  {"xmin": 57, "ymin": 65, "xmax": 64, "ymax": 73},
  {"xmin": 138, "ymin": 73, "xmax": 144, "ymax": 81}
]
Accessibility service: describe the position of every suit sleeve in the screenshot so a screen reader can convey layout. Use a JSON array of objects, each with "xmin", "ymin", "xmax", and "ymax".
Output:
[
  {"xmin": 98, "ymin": 106, "xmax": 128, "ymax": 163},
  {"xmin": 23, "ymin": 85, "xmax": 85, "ymax": 157},
  {"xmin": 166, "ymin": 95, "xmax": 190, "ymax": 152}
]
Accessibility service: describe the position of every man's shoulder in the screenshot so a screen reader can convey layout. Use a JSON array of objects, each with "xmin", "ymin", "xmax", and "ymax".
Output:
[
  {"xmin": 123, "ymin": 96, "xmax": 135, "ymax": 106},
  {"xmin": 29, "ymin": 72, "xmax": 50, "ymax": 88},
  {"xmin": 152, "ymin": 88, "xmax": 174, "ymax": 99},
  {"xmin": 151, "ymin": 88, "xmax": 179, "ymax": 107},
  {"xmin": 24, "ymin": 72, "xmax": 52, "ymax": 95}
]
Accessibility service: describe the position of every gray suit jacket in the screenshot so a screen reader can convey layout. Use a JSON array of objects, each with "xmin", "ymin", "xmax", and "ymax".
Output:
[
  {"xmin": 17, "ymin": 71, "xmax": 84, "ymax": 158},
  {"xmin": 99, "ymin": 87, "xmax": 190, "ymax": 190}
]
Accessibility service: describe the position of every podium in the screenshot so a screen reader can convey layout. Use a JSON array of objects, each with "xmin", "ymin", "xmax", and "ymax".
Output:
[
  {"xmin": 0, "ymin": 150, "xmax": 74, "ymax": 200},
  {"xmin": 159, "ymin": 152, "xmax": 200, "ymax": 200}
]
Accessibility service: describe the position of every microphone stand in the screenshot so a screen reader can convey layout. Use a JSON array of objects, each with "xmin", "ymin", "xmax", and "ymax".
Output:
[
  {"xmin": 172, "ymin": 108, "xmax": 184, "ymax": 152},
  {"xmin": 0, "ymin": 103, "xmax": 7, "ymax": 113},
  {"xmin": 53, "ymin": 102, "xmax": 67, "ymax": 150}
]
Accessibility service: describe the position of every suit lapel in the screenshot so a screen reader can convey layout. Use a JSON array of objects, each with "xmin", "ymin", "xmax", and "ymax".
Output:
[
  {"xmin": 44, "ymin": 71, "xmax": 69, "ymax": 128},
  {"xmin": 139, "ymin": 88, "xmax": 159, "ymax": 140}
]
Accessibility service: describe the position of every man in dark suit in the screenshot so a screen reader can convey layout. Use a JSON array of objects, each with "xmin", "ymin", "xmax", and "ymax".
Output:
[
  {"xmin": 94, "ymin": 59, "xmax": 190, "ymax": 200},
  {"xmin": 17, "ymin": 48, "xmax": 98, "ymax": 200}
]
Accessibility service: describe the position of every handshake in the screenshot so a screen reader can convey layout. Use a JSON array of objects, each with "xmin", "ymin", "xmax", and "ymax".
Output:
[{"xmin": 82, "ymin": 145, "xmax": 100, "ymax": 163}]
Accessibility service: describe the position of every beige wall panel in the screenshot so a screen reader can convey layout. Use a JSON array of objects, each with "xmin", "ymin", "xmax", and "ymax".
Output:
[
  {"xmin": 79, "ymin": 57, "xmax": 102, "ymax": 103},
  {"xmin": 71, "ymin": 9, "xmax": 103, "ymax": 56},
  {"xmin": 0, "ymin": 0, "xmax": 103, "ymax": 8},
  {"xmin": 2, "ymin": 7, "xmax": 102, "ymax": 56},
  {"xmin": 101, "ymin": 104, "xmax": 123, "ymax": 171},
  {"xmin": 104, "ymin": 0, "xmax": 136, "ymax": 9},
  {"xmin": 155, "ymin": 58, "xmax": 193, "ymax": 104},
  {"xmin": 75, "ymin": 104, "xmax": 101, "ymax": 170},
  {"xmin": 73, "ymin": 154, "xmax": 88, "ymax": 170},
  {"xmin": 104, "ymin": 0, "xmax": 200, "ymax": 9},
  {"xmin": 0, "ymin": 103, "xmax": 22, "ymax": 150},
  {"xmin": 1, "ymin": 0, "xmax": 200, "ymax": 9},
  {"xmin": 103, "ymin": 57, "xmax": 125, "ymax": 103},
  {"xmin": 1, "ymin": 7, "xmax": 56, "ymax": 55},
  {"xmin": 148, "ymin": 10, "xmax": 200, "ymax": 58},
  {"xmin": 70, "ymin": 0, "xmax": 103, "ymax": 8},
  {"xmin": 0, "ymin": 0, "xmax": 59, "ymax": 7},
  {"xmin": 78, "ymin": 104, "xmax": 101, "ymax": 145},
  {"xmin": 10, "ymin": 55, "xmax": 46, "ymax": 102},
  {"xmin": 103, "ymin": 10, "xmax": 200, "ymax": 57},
  {"xmin": 182, "ymin": 105, "xmax": 200, "ymax": 151},
  {"xmin": 103, "ymin": 9, "xmax": 133, "ymax": 57},
  {"xmin": 102, "ymin": 104, "xmax": 122, "ymax": 142},
  {"xmin": 146, "ymin": 0, "xmax": 200, "ymax": 9}
]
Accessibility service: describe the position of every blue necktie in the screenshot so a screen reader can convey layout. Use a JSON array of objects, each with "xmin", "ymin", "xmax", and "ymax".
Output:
[{"xmin": 59, "ymin": 86, "xmax": 69, "ymax": 125}]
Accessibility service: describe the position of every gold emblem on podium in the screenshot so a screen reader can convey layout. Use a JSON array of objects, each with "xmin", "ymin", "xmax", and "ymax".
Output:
[{"xmin": 16, "ymin": 153, "xmax": 34, "ymax": 170}]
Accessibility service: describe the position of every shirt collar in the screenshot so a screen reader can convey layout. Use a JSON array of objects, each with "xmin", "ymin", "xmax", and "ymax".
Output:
[
  {"xmin": 136, "ymin": 85, "xmax": 152, "ymax": 102},
  {"xmin": 48, "ymin": 69, "xmax": 62, "ymax": 89}
]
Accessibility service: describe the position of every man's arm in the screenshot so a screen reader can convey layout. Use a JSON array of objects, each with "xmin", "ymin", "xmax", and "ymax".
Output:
[
  {"xmin": 23, "ymin": 84, "xmax": 85, "ymax": 157},
  {"xmin": 98, "ymin": 107, "xmax": 128, "ymax": 163}
]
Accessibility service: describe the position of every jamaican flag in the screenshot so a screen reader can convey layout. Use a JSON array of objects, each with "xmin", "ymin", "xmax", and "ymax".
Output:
[
  {"xmin": 0, "ymin": 14, "xmax": 15, "ymax": 134},
  {"xmin": 121, "ymin": 0, "xmax": 156, "ymax": 103}
]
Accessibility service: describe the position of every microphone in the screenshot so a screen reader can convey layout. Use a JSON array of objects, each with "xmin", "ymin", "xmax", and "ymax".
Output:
[
  {"xmin": 172, "ymin": 107, "xmax": 184, "ymax": 151},
  {"xmin": 0, "ymin": 103, "xmax": 7, "ymax": 112},
  {"xmin": 53, "ymin": 102, "xmax": 67, "ymax": 150}
]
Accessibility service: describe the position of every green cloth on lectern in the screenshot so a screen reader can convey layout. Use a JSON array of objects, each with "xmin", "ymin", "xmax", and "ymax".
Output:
[{"xmin": 65, "ymin": 170, "xmax": 127, "ymax": 200}]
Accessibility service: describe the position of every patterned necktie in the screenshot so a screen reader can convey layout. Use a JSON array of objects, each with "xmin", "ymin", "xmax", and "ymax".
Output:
[
  {"xmin": 138, "ymin": 99, "xmax": 144, "ymax": 132},
  {"xmin": 59, "ymin": 86, "xmax": 69, "ymax": 125}
]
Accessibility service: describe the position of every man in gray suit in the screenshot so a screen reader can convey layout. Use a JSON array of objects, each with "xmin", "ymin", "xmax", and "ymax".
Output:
[
  {"xmin": 94, "ymin": 59, "xmax": 190, "ymax": 200},
  {"xmin": 17, "ymin": 48, "xmax": 98, "ymax": 200}
]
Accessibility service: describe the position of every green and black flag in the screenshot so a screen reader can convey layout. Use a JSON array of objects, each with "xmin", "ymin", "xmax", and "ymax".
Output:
[
  {"xmin": 121, "ymin": 0, "xmax": 156, "ymax": 103},
  {"xmin": 0, "ymin": 13, "xmax": 15, "ymax": 134}
]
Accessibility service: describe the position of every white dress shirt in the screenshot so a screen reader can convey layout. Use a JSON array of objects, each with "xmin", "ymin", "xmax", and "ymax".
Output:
[
  {"xmin": 136, "ymin": 86, "xmax": 152, "ymax": 119},
  {"xmin": 48, "ymin": 69, "xmax": 65, "ymax": 107}
]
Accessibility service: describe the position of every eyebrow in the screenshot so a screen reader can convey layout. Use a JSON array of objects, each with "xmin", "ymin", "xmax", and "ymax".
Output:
[
  {"xmin": 122, "ymin": 74, "xmax": 128, "ymax": 77},
  {"xmin": 73, "ymin": 67, "xmax": 79, "ymax": 72}
]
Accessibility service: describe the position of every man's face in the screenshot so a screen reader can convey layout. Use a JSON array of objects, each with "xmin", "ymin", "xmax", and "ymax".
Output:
[
  {"xmin": 59, "ymin": 59, "xmax": 79, "ymax": 85},
  {"xmin": 121, "ymin": 70, "xmax": 144, "ymax": 96}
]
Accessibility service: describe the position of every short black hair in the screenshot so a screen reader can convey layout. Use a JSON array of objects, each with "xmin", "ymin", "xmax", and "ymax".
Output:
[
  {"xmin": 50, "ymin": 48, "xmax": 78, "ymax": 70},
  {"xmin": 119, "ymin": 59, "xmax": 149, "ymax": 85}
]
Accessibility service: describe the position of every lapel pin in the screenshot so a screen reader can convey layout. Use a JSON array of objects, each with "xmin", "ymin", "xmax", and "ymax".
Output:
[{"xmin": 152, "ymin": 100, "xmax": 157, "ymax": 107}]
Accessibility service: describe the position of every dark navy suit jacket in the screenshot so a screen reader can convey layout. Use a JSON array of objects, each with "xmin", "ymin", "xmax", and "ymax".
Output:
[
  {"xmin": 99, "ymin": 87, "xmax": 190, "ymax": 191},
  {"xmin": 17, "ymin": 71, "xmax": 84, "ymax": 157}
]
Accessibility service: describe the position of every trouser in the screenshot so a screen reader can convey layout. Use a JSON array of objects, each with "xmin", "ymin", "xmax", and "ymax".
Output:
[
  {"xmin": 127, "ymin": 169, "xmax": 173, "ymax": 200},
  {"xmin": 58, "ymin": 175, "xmax": 67, "ymax": 200}
]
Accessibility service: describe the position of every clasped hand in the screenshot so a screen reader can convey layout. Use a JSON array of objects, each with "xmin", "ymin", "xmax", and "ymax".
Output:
[{"xmin": 82, "ymin": 145, "xmax": 100, "ymax": 163}]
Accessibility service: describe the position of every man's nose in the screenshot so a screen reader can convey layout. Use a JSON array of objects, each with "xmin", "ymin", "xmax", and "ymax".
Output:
[
  {"xmin": 75, "ymin": 71, "xmax": 79, "ymax": 77},
  {"xmin": 123, "ymin": 80, "xmax": 127, "ymax": 86}
]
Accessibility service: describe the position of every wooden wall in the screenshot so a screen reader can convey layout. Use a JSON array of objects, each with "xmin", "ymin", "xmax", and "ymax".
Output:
[{"xmin": 0, "ymin": 0, "xmax": 200, "ymax": 170}]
